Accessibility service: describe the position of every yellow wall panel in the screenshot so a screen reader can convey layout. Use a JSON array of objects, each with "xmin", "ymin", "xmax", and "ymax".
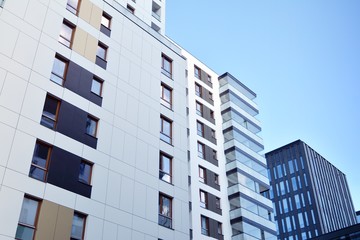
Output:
[
  {"xmin": 53, "ymin": 205, "xmax": 73, "ymax": 240},
  {"xmin": 85, "ymin": 34, "xmax": 98, "ymax": 63},
  {"xmin": 90, "ymin": 4, "xmax": 102, "ymax": 30},
  {"xmin": 35, "ymin": 200, "xmax": 57, "ymax": 240},
  {"xmin": 72, "ymin": 28, "xmax": 87, "ymax": 56},
  {"xmin": 79, "ymin": 0, "xmax": 92, "ymax": 23}
]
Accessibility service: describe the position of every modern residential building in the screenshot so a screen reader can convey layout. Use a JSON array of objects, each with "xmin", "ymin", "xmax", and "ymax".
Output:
[
  {"xmin": 0, "ymin": 0, "xmax": 275, "ymax": 239},
  {"xmin": 265, "ymin": 140, "xmax": 357, "ymax": 240},
  {"xmin": 310, "ymin": 223, "xmax": 360, "ymax": 240}
]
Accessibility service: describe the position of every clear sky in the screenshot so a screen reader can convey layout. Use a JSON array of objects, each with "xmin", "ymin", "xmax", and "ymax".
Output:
[{"xmin": 166, "ymin": 1, "xmax": 360, "ymax": 211}]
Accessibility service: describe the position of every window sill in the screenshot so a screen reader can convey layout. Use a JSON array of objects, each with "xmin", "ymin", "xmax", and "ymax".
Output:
[
  {"xmin": 85, "ymin": 133, "xmax": 98, "ymax": 139},
  {"xmin": 161, "ymin": 70, "xmax": 173, "ymax": 80},
  {"xmin": 160, "ymin": 138, "xmax": 173, "ymax": 146},
  {"xmin": 160, "ymin": 102, "xmax": 173, "ymax": 111}
]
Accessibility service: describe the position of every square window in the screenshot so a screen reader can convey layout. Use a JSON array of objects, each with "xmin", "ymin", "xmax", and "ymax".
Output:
[
  {"xmin": 201, "ymin": 215, "xmax": 209, "ymax": 236},
  {"xmin": 41, "ymin": 95, "xmax": 60, "ymax": 129},
  {"xmin": 195, "ymin": 83, "xmax": 202, "ymax": 97},
  {"xmin": 158, "ymin": 194, "xmax": 172, "ymax": 228},
  {"xmin": 199, "ymin": 190, "xmax": 207, "ymax": 208},
  {"xmin": 86, "ymin": 116, "xmax": 98, "ymax": 137},
  {"xmin": 66, "ymin": 0, "xmax": 80, "ymax": 15},
  {"xmin": 194, "ymin": 65, "xmax": 201, "ymax": 79},
  {"xmin": 79, "ymin": 160, "xmax": 93, "ymax": 185},
  {"xmin": 160, "ymin": 83, "xmax": 172, "ymax": 108},
  {"xmin": 101, "ymin": 12, "xmax": 111, "ymax": 29},
  {"xmin": 161, "ymin": 53, "xmax": 172, "ymax": 79},
  {"xmin": 199, "ymin": 166, "xmax": 206, "ymax": 183},
  {"xmin": 127, "ymin": 4, "xmax": 135, "ymax": 14},
  {"xmin": 71, "ymin": 212, "xmax": 86, "ymax": 240},
  {"xmin": 59, "ymin": 20, "xmax": 75, "ymax": 48},
  {"xmin": 159, "ymin": 152, "xmax": 172, "ymax": 183},
  {"xmin": 197, "ymin": 142, "xmax": 205, "ymax": 159},
  {"xmin": 50, "ymin": 55, "xmax": 68, "ymax": 85},
  {"xmin": 91, "ymin": 76, "xmax": 103, "ymax": 96},
  {"xmin": 160, "ymin": 116, "xmax": 172, "ymax": 144},
  {"xmin": 197, "ymin": 121, "xmax": 204, "ymax": 137},
  {"xmin": 29, "ymin": 141, "xmax": 51, "ymax": 182},
  {"xmin": 15, "ymin": 197, "xmax": 40, "ymax": 240},
  {"xmin": 96, "ymin": 42, "xmax": 107, "ymax": 60},
  {"xmin": 196, "ymin": 101, "xmax": 203, "ymax": 116}
]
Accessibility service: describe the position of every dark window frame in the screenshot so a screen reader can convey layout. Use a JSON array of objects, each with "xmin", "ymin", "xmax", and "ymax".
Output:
[
  {"xmin": 15, "ymin": 195, "xmax": 41, "ymax": 240},
  {"xmin": 85, "ymin": 115, "xmax": 99, "ymax": 138},
  {"xmin": 161, "ymin": 53, "xmax": 173, "ymax": 79},
  {"xmin": 66, "ymin": 0, "xmax": 81, "ymax": 15},
  {"xmin": 71, "ymin": 211, "xmax": 87, "ymax": 240},
  {"xmin": 158, "ymin": 193, "xmax": 172, "ymax": 229},
  {"xmin": 50, "ymin": 55, "xmax": 68, "ymax": 86},
  {"xmin": 29, "ymin": 141, "xmax": 52, "ymax": 182},
  {"xmin": 160, "ymin": 115, "xmax": 172, "ymax": 144},
  {"xmin": 159, "ymin": 152, "xmax": 172, "ymax": 184},
  {"xmin": 78, "ymin": 159, "xmax": 93, "ymax": 185},
  {"xmin": 160, "ymin": 83, "xmax": 172, "ymax": 109},
  {"xmin": 59, "ymin": 20, "xmax": 75, "ymax": 48}
]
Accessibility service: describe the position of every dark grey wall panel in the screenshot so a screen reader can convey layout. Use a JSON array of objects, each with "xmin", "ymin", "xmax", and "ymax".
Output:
[{"xmin": 204, "ymin": 144, "xmax": 218, "ymax": 166}]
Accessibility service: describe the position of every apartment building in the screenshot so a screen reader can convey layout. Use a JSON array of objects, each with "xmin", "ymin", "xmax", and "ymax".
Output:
[
  {"xmin": 266, "ymin": 140, "xmax": 357, "ymax": 240},
  {"xmin": 0, "ymin": 0, "xmax": 275, "ymax": 239}
]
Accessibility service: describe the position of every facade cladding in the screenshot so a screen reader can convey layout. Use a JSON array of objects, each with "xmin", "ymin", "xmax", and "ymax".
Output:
[
  {"xmin": 0, "ymin": 1, "xmax": 275, "ymax": 240},
  {"xmin": 265, "ymin": 140, "xmax": 357, "ymax": 240}
]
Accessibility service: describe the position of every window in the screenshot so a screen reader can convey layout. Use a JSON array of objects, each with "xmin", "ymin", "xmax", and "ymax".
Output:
[
  {"xmin": 66, "ymin": 0, "xmax": 80, "ymax": 15},
  {"xmin": 50, "ymin": 55, "xmax": 68, "ymax": 85},
  {"xmin": 91, "ymin": 76, "xmax": 103, "ymax": 96},
  {"xmin": 197, "ymin": 142, "xmax": 205, "ymax": 158},
  {"xmin": 160, "ymin": 83, "xmax": 172, "ymax": 108},
  {"xmin": 85, "ymin": 116, "xmax": 98, "ymax": 137},
  {"xmin": 71, "ymin": 212, "xmax": 86, "ymax": 240},
  {"xmin": 159, "ymin": 152, "xmax": 172, "ymax": 183},
  {"xmin": 96, "ymin": 42, "xmax": 107, "ymax": 61},
  {"xmin": 213, "ymin": 150, "xmax": 217, "ymax": 160},
  {"xmin": 196, "ymin": 101, "xmax": 203, "ymax": 116},
  {"xmin": 199, "ymin": 166, "xmax": 206, "ymax": 183},
  {"xmin": 216, "ymin": 197, "xmax": 221, "ymax": 209},
  {"xmin": 201, "ymin": 215, "xmax": 209, "ymax": 236},
  {"xmin": 218, "ymin": 222, "xmax": 222, "ymax": 235},
  {"xmin": 197, "ymin": 121, "xmax": 204, "ymax": 137},
  {"xmin": 41, "ymin": 95, "xmax": 60, "ymax": 129},
  {"xmin": 127, "ymin": 4, "xmax": 135, "ymax": 14},
  {"xmin": 160, "ymin": 116, "xmax": 172, "ymax": 144},
  {"xmin": 158, "ymin": 194, "xmax": 172, "ymax": 228},
  {"xmin": 59, "ymin": 20, "xmax": 74, "ymax": 48},
  {"xmin": 79, "ymin": 160, "xmax": 92, "ymax": 185},
  {"xmin": 207, "ymin": 75, "xmax": 212, "ymax": 84},
  {"xmin": 29, "ymin": 141, "xmax": 51, "ymax": 182},
  {"xmin": 209, "ymin": 92, "xmax": 213, "ymax": 101},
  {"xmin": 199, "ymin": 190, "xmax": 207, "ymax": 208},
  {"xmin": 194, "ymin": 65, "xmax": 201, "ymax": 79},
  {"xmin": 195, "ymin": 83, "xmax": 202, "ymax": 97},
  {"xmin": 214, "ymin": 174, "xmax": 219, "ymax": 185},
  {"xmin": 210, "ymin": 110, "xmax": 215, "ymax": 120},
  {"xmin": 15, "ymin": 196, "xmax": 40, "ymax": 240},
  {"xmin": 101, "ymin": 12, "xmax": 111, "ymax": 29},
  {"xmin": 211, "ymin": 129, "xmax": 216, "ymax": 140},
  {"xmin": 161, "ymin": 54, "xmax": 172, "ymax": 78}
]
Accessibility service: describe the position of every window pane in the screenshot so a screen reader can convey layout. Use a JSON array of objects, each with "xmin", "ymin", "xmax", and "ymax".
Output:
[
  {"xmin": 32, "ymin": 143, "xmax": 49, "ymax": 168},
  {"xmin": 41, "ymin": 96, "xmax": 59, "ymax": 129},
  {"xmin": 51, "ymin": 57, "xmax": 66, "ymax": 85},
  {"xmin": 79, "ymin": 161, "xmax": 92, "ymax": 184},
  {"xmin": 71, "ymin": 213, "xmax": 85, "ymax": 239},
  {"xmin": 66, "ymin": 0, "xmax": 79, "ymax": 14},
  {"xmin": 101, "ymin": 15, "xmax": 110, "ymax": 28},
  {"xmin": 86, "ymin": 117, "xmax": 97, "ymax": 136},
  {"xmin": 59, "ymin": 22, "xmax": 73, "ymax": 47},
  {"xmin": 15, "ymin": 225, "xmax": 35, "ymax": 240},
  {"xmin": 97, "ymin": 45, "xmax": 106, "ymax": 59},
  {"xmin": 19, "ymin": 198, "xmax": 39, "ymax": 226},
  {"xmin": 91, "ymin": 78, "xmax": 102, "ymax": 96}
]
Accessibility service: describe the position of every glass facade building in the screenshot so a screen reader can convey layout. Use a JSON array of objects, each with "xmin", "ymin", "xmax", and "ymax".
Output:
[{"xmin": 265, "ymin": 140, "xmax": 357, "ymax": 240}]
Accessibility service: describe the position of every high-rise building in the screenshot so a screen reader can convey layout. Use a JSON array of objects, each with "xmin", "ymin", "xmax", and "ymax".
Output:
[
  {"xmin": 265, "ymin": 140, "xmax": 357, "ymax": 240},
  {"xmin": 0, "ymin": 0, "xmax": 275, "ymax": 239}
]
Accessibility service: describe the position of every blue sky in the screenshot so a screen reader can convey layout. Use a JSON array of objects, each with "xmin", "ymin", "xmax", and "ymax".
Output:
[{"xmin": 166, "ymin": 1, "xmax": 360, "ymax": 211}]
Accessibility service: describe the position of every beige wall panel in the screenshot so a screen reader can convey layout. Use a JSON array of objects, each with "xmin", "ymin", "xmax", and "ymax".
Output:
[
  {"xmin": 84, "ymin": 34, "xmax": 98, "ymax": 63},
  {"xmin": 79, "ymin": 0, "xmax": 92, "ymax": 23},
  {"xmin": 72, "ymin": 28, "xmax": 87, "ymax": 56},
  {"xmin": 53, "ymin": 205, "xmax": 73, "ymax": 240},
  {"xmin": 35, "ymin": 200, "xmax": 57, "ymax": 240},
  {"xmin": 90, "ymin": 4, "xmax": 102, "ymax": 30}
]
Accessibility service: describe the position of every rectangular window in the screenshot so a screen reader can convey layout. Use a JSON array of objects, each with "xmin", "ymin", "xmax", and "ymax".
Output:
[
  {"xmin": 160, "ymin": 83, "xmax": 172, "ymax": 108},
  {"xmin": 196, "ymin": 101, "xmax": 203, "ymax": 116},
  {"xmin": 41, "ymin": 95, "xmax": 60, "ymax": 129},
  {"xmin": 194, "ymin": 65, "xmax": 201, "ymax": 79},
  {"xmin": 210, "ymin": 110, "xmax": 215, "ymax": 120},
  {"xmin": 71, "ymin": 212, "xmax": 86, "ymax": 240},
  {"xmin": 59, "ymin": 20, "xmax": 74, "ymax": 48},
  {"xmin": 159, "ymin": 152, "xmax": 172, "ymax": 183},
  {"xmin": 101, "ymin": 12, "xmax": 111, "ymax": 29},
  {"xmin": 96, "ymin": 42, "xmax": 107, "ymax": 61},
  {"xmin": 158, "ymin": 194, "xmax": 172, "ymax": 228},
  {"xmin": 195, "ymin": 83, "xmax": 202, "ymax": 97},
  {"xmin": 91, "ymin": 76, "xmax": 103, "ymax": 96},
  {"xmin": 199, "ymin": 190, "xmax": 207, "ymax": 208},
  {"xmin": 161, "ymin": 54, "xmax": 172, "ymax": 78},
  {"xmin": 15, "ymin": 196, "xmax": 40, "ymax": 240},
  {"xmin": 201, "ymin": 215, "xmax": 209, "ymax": 236},
  {"xmin": 50, "ymin": 55, "xmax": 68, "ymax": 85},
  {"xmin": 213, "ymin": 150, "xmax": 217, "ymax": 160},
  {"xmin": 211, "ymin": 129, "xmax": 216, "ymax": 140},
  {"xmin": 197, "ymin": 121, "xmax": 204, "ymax": 137},
  {"xmin": 216, "ymin": 197, "xmax": 221, "ymax": 209},
  {"xmin": 218, "ymin": 222, "xmax": 222, "ymax": 235},
  {"xmin": 197, "ymin": 142, "xmax": 205, "ymax": 159},
  {"xmin": 85, "ymin": 115, "xmax": 98, "ymax": 137},
  {"xmin": 199, "ymin": 166, "xmax": 206, "ymax": 183},
  {"xmin": 127, "ymin": 4, "xmax": 135, "ymax": 14},
  {"xmin": 66, "ymin": 0, "xmax": 80, "ymax": 15},
  {"xmin": 214, "ymin": 174, "xmax": 219, "ymax": 185},
  {"xmin": 29, "ymin": 141, "xmax": 51, "ymax": 182},
  {"xmin": 207, "ymin": 75, "xmax": 212, "ymax": 84},
  {"xmin": 78, "ymin": 160, "xmax": 92, "ymax": 185},
  {"xmin": 209, "ymin": 92, "xmax": 213, "ymax": 101},
  {"xmin": 160, "ymin": 116, "xmax": 172, "ymax": 144}
]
